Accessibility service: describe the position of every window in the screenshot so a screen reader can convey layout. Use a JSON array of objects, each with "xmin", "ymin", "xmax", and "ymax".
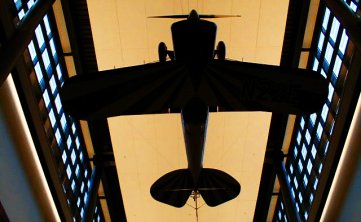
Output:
[
  {"xmin": 274, "ymin": 1, "xmax": 358, "ymax": 221},
  {"xmin": 13, "ymin": 1, "xmax": 104, "ymax": 221}
]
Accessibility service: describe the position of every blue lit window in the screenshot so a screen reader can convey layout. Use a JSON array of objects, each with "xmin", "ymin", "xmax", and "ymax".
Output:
[
  {"xmin": 322, "ymin": 8, "xmax": 330, "ymax": 29},
  {"xmin": 27, "ymin": 0, "xmax": 35, "ymax": 9},
  {"xmin": 49, "ymin": 75, "xmax": 56, "ymax": 94},
  {"xmin": 312, "ymin": 59, "xmax": 319, "ymax": 71},
  {"xmin": 307, "ymin": 160, "xmax": 312, "ymax": 174},
  {"xmin": 42, "ymin": 49, "xmax": 50, "ymax": 70},
  {"xmin": 311, "ymin": 145, "xmax": 317, "ymax": 158},
  {"xmin": 49, "ymin": 109, "xmax": 56, "ymax": 127},
  {"xmin": 339, "ymin": 30, "xmax": 349, "ymax": 54},
  {"xmin": 28, "ymin": 41, "xmax": 37, "ymax": 60},
  {"xmin": 294, "ymin": 177, "xmax": 299, "ymax": 189},
  {"xmin": 43, "ymin": 15, "xmax": 51, "ymax": 36},
  {"xmin": 13, "ymin": 0, "xmax": 105, "ymax": 220},
  {"xmin": 49, "ymin": 38, "xmax": 57, "ymax": 56},
  {"xmin": 71, "ymin": 180, "xmax": 76, "ymax": 192},
  {"xmin": 301, "ymin": 145, "xmax": 307, "ymax": 160},
  {"xmin": 300, "ymin": 118, "xmax": 305, "ymax": 129},
  {"xmin": 303, "ymin": 175, "xmax": 308, "ymax": 187},
  {"xmin": 314, "ymin": 178, "xmax": 318, "ymax": 190},
  {"xmin": 66, "ymin": 165, "xmax": 72, "ymax": 179},
  {"xmin": 321, "ymin": 104, "xmax": 329, "ymax": 121},
  {"xmin": 330, "ymin": 18, "xmax": 340, "ymax": 42},
  {"xmin": 55, "ymin": 129, "xmax": 62, "ymax": 145},
  {"xmin": 274, "ymin": 1, "xmax": 358, "ymax": 220},
  {"xmin": 35, "ymin": 25, "xmax": 45, "ymax": 48},
  {"xmin": 324, "ymin": 43, "xmax": 333, "ymax": 63}
]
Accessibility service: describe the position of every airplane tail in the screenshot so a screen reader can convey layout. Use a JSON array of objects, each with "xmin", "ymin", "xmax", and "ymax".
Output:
[{"xmin": 150, "ymin": 168, "xmax": 240, "ymax": 208}]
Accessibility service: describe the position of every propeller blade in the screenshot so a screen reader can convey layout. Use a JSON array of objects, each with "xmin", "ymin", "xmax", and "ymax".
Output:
[
  {"xmin": 165, "ymin": 188, "xmax": 227, "ymax": 192},
  {"xmin": 148, "ymin": 15, "xmax": 189, "ymax": 19},
  {"xmin": 148, "ymin": 14, "xmax": 241, "ymax": 19},
  {"xmin": 199, "ymin": 14, "xmax": 241, "ymax": 18}
]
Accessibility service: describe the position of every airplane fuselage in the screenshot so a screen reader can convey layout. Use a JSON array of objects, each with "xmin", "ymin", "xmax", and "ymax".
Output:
[
  {"xmin": 181, "ymin": 97, "xmax": 209, "ymax": 185},
  {"xmin": 171, "ymin": 15, "xmax": 217, "ymax": 63}
]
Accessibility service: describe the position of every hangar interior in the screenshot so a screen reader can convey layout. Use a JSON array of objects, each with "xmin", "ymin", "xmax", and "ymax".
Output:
[{"xmin": 0, "ymin": 0, "xmax": 360, "ymax": 221}]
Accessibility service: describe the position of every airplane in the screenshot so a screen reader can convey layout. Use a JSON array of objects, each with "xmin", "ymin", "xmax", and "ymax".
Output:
[{"xmin": 60, "ymin": 9, "xmax": 328, "ymax": 209}]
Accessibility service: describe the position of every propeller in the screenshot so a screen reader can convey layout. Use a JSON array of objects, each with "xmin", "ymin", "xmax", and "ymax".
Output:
[
  {"xmin": 148, "ymin": 14, "xmax": 241, "ymax": 19},
  {"xmin": 148, "ymin": 9, "xmax": 241, "ymax": 19}
]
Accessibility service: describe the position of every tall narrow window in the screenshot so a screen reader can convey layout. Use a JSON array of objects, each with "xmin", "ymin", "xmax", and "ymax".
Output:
[
  {"xmin": 13, "ymin": 1, "xmax": 104, "ymax": 221},
  {"xmin": 274, "ymin": 1, "xmax": 359, "ymax": 221}
]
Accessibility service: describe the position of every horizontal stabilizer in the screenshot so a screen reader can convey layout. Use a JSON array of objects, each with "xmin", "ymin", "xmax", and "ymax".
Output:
[
  {"xmin": 150, "ymin": 168, "xmax": 240, "ymax": 208},
  {"xmin": 150, "ymin": 169, "xmax": 193, "ymax": 208},
  {"xmin": 198, "ymin": 168, "xmax": 241, "ymax": 207}
]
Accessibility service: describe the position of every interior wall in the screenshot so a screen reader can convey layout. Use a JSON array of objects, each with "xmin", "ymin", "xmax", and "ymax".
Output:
[{"xmin": 0, "ymin": 75, "xmax": 60, "ymax": 222}]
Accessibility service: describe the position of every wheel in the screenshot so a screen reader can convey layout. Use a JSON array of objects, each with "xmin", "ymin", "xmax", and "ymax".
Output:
[
  {"xmin": 158, "ymin": 42, "xmax": 167, "ymax": 62},
  {"xmin": 216, "ymin": 41, "xmax": 226, "ymax": 60}
]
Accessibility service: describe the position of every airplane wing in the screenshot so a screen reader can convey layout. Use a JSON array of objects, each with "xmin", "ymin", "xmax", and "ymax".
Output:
[
  {"xmin": 61, "ymin": 60, "xmax": 328, "ymax": 120},
  {"xmin": 197, "ymin": 60, "xmax": 328, "ymax": 114},
  {"xmin": 60, "ymin": 61, "xmax": 193, "ymax": 120}
]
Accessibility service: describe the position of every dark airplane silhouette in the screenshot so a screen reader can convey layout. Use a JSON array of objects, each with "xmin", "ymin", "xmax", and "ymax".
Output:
[{"xmin": 60, "ymin": 9, "xmax": 328, "ymax": 208}]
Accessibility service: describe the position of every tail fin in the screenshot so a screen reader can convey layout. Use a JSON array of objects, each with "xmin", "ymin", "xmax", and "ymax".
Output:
[
  {"xmin": 198, "ymin": 168, "xmax": 241, "ymax": 207},
  {"xmin": 150, "ymin": 169, "xmax": 194, "ymax": 208},
  {"xmin": 150, "ymin": 168, "xmax": 241, "ymax": 208}
]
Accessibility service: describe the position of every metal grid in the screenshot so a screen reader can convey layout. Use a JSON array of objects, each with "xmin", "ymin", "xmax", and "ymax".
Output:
[
  {"xmin": 274, "ymin": 0, "xmax": 359, "ymax": 221},
  {"xmin": 12, "ymin": 0, "xmax": 104, "ymax": 221}
]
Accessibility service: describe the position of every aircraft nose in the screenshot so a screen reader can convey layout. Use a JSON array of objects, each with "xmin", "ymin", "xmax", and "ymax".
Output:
[{"xmin": 188, "ymin": 9, "xmax": 199, "ymax": 21}]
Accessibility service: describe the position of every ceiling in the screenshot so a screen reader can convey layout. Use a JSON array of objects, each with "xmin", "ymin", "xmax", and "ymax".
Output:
[{"xmin": 85, "ymin": 0, "xmax": 289, "ymax": 221}]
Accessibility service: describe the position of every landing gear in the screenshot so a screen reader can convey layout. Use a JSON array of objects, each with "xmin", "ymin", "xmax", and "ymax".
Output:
[
  {"xmin": 158, "ymin": 42, "xmax": 174, "ymax": 62},
  {"xmin": 215, "ymin": 41, "xmax": 226, "ymax": 60},
  {"xmin": 158, "ymin": 42, "xmax": 168, "ymax": 62}
]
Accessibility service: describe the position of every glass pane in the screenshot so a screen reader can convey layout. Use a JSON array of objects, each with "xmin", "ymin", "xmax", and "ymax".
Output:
[
  {"xmin": 50, "ymin": 38, "xmax": 57, "ymax": 56},
  {"xmin": 302, "ymin": 144, "xmax": 307, "ymax": 160},
  {"xmin": 316, "ymin": 122, "xmax": 323, "ymax": 139},
  {"xmin": 61, "ymin": 114, "xmax": 67, "ymax": 131},
  {"xmin": 67, "ymin": 136, "xmax": 72, "ymax": 149},
  {"xmin": 55, "ymin": 94, "xmax": 62, "ymax": 113},
  {"xmin": 28, "ymin": 41, "xmax": 37, "ymax": 62},
  {"xmin": 339, "ymin": 29, "xmax": 349, "ymax": 55},
  {"xmin": 55, "ymin": 128, "xmax": 62, "ymax": 145},
  {"xmin": 18, "ymin": 9, "xmax": 25, "ymax": 20},
  {"xmin": 333, "ymin": 56, "xmax": 342, "ymax": 77},
  {"xmin": 34, "ymin": 62, "xmax": 43, "ymax": 84},
  {"xmin": 328, "ymin": 83, "xmax": 334, "ymax": 102},
  {"xmin": 35, "ymin": 25, "xmax": 45, "ymax": 48},
  {"xmin": 318, "ymin": 33, "xmax": 325, "ymax": 51},
  {"xmin": 321, "ymin": 104, "xmax": 329, "ymax": 121},
  {"xmin": 350, "ymin": 2, "xmax": 358, "ymax": 12},
  {"xmin": 66, "ymin": 165, "xmax": 72, "ymax": 179},
  {"xmin": 322, "ymin": 8, "xmax": 330, "ymax": 30},
  {"xmin": 49, "ymin": 75, "xmax": 56, "ymax": 94},
  {"xmin": 43, "ymin": 15, "xmax": 52, "ymax": 36},
  {"xmin": 71, "ymin": 149, "xmax": 76, "ymax": 164},
  {"xmin": 313, "ymin": 58, "xmax": 319, "ymax": 71},
  {"xmin": 330, "ymin": 17, "xmax": 340, "ymax": 42},
  {"xmin": 49, "ymin": 109, "xmax": 56, "ymax": 127},
  {"xmin": 325, "ymin": 43, "xmax": 334, "ymax": 63},
  {"xmin": 27, "ymin": 0, "xmax": 35, "ymax": 9},
  {"xmin": 42, "ymin": 49, "xmax": 51, "ymax": 70},
  {"xmin": 42, "ymin": 90, "xmax": 50, "ymax": 107},
  {"xmin": 311, "ymin": 145, "xmax": 317, "ymax": 158}
]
